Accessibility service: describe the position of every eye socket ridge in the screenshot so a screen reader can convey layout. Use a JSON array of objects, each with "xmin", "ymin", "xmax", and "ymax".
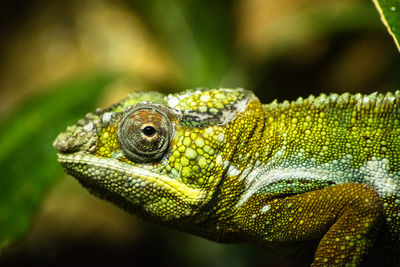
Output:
[{"xmin": 118, "ymin": 106, "xmax": 172, "ymax": 163}]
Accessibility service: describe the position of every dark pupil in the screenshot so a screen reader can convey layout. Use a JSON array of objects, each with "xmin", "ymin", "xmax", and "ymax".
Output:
[{"xmin": 142, "ymin": 126, "xmax": 156, "ymax": 137}]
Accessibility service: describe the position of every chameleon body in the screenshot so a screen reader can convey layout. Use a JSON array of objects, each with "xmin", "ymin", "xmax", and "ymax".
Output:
[{"xmin": 54, "ymin": 89, "xmax": 400, "ymax": 266}]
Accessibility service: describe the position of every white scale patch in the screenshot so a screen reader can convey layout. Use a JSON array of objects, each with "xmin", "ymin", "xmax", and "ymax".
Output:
[
  {"xmin": 235, "ymin": 147, "xmax": 400, "ymax": 207},
  {"xmin": 102, "ymin": 112, "xmax": 113, "ymax": 123},
  {"xmin": 364, "ymin": 158, "xmax": 398, "ymax": 196},
  {"xmin": 166, "ymin": 96, "xmax": 180, "ymax": 108},
  {"xmin": 260, "ymin": 204, "xmax": 270, "ymax": 213},
  {"xmin": 83, "ymin": 123, "xmax": 94, "ymax": 132},
  {"xmin": 218, "ymin": 95, "xmax": 253, "ymax": 125},
  {"xmin": 166, "ymin": 90, "xmax": 203, "ymax": 108},
  {"xmin": 218, "ymin": 133, "xmax": 225, "ymax": 143},
  {"xmin": 226, "ymin": 161, "xmax": 242, "ymax": 176}
]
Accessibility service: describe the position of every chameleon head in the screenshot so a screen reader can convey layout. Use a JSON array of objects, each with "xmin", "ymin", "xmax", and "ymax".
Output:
[{"xmin": 53, "ymin": 89, "xmax": 262, "ymax": 226}]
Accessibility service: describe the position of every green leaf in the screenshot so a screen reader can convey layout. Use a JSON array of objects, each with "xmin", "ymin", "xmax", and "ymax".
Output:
[
  {"xmin": 0, "ymin": 73, "xmax": 116, "ymax": 251},
  {"xmin": 373, "ymin": 0, "xmax": 400, "ymax": 51}
]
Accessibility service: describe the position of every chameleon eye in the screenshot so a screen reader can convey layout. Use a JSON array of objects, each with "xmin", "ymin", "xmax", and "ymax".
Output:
[
  {"xmin": 118, "ymin": 107, "xmax": 171, "ymax": 162},
  {"xmin": 142, "ymin": 125, "xmax": 156, "ymax": 137}
]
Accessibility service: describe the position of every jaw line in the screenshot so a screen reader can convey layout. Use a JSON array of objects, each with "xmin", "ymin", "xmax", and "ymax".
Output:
[{"xmin": 57, "ymin": 152, "xmax": 205, "ymax": 204}]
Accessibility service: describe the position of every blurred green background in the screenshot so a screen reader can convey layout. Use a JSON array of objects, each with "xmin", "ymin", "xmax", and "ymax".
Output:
[{"xmin": 0, "ymin": 0, "xmax": 399, "ymax": 266}]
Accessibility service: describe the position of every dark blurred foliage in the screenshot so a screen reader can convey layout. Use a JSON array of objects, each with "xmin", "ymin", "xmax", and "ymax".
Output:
[{"xmin": 0, "ymin": 0, "xmax": 399, "ymax": 266}]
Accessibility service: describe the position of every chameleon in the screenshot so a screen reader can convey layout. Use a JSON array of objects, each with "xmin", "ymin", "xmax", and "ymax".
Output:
[{"xmin": 53, "ymin": 88, "xmax": 400, "ymax": 266}]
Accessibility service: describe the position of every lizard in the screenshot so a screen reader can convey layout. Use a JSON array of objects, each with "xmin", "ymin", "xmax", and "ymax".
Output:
[{"xmin": 53, "ymin": 88, "xmax": 400, "ymax": 266}]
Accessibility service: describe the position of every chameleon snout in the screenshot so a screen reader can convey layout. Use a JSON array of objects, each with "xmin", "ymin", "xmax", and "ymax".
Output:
[{"xmin": 53, "ymin": 121, "xmax": 99, "ymax": 154}]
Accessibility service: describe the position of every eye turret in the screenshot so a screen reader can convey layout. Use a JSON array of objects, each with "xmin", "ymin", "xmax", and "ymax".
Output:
[{"xmin": 118, "ymin": 106, "xmax": 171, "ymax": 162}]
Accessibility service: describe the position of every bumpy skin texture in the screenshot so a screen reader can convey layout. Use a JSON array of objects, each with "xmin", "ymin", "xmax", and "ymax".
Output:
[{"xmin": 54, "ymin": 89, "xmax": 400, "ymax": 266}]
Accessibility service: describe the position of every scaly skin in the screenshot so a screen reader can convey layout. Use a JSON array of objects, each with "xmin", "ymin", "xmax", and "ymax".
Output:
[{"xmin": 54, "ymin": 89, "xmax": 400, "ymax": 266}]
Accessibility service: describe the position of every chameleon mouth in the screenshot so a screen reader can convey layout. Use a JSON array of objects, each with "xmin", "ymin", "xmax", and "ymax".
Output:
[{"xmin": 56, "ymin": 152, "xmax": 204, "ymax": 204}]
